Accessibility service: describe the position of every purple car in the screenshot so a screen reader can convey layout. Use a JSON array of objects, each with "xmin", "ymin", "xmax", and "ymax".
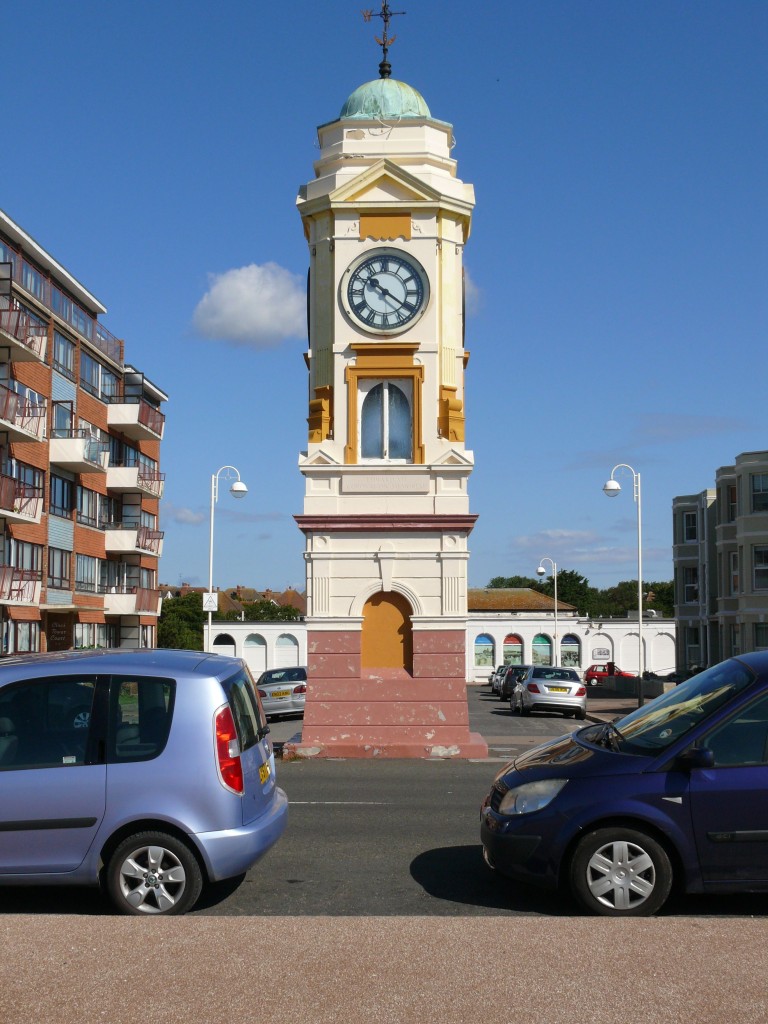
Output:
[
  {"xmin": 482, "ymin": 653, "xmax": 768, "ymax": 916},
  {"xmin": 0, "ymin": 648, "xmax": 288, "ymax": 915}
]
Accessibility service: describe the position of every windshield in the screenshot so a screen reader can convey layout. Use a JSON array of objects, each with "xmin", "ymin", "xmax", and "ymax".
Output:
[{"xmin": 606, "ymin": 659, "xmax": 755, "ymax": 755}]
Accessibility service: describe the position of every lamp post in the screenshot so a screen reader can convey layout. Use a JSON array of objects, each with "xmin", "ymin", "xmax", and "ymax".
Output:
[
  {"xmin": 206, "ymin": 466, "xmax": 248, "ymax": 653},
  {"xmin": 537, "ymin": 558, "xmax": 558, "ymax": 666},
  {"xmin": 603, "ymin": 463, "xmax": 644, "ymax": 706}
]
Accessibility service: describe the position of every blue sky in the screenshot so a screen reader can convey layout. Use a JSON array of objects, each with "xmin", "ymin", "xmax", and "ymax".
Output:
[{"xmin": 3, "ymin": 1, "xmax": 767, "ymax": 592}]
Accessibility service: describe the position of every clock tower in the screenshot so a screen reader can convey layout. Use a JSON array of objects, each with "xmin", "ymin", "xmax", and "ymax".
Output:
[{"xmin": 287, "ymin": 11, "xmax": 487, "ymax": 758}]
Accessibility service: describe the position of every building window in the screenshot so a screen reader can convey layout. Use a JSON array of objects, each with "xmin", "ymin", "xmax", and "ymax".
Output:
[
  {"xmin": 754, "ymin": 624, "xmax": 768, "ymax": 651},
  {"xmin": 49, "ymin": 475, "xmax": 73, "ymax": 518},
  {"xmin": 4, "ymin": 621, "xmax": 40, "ymax": 655},
  {"xmin": 686, "ymin": 626, "xmax": 701, "ymax": 668},
  {"xmin": 5, "ymin": 539, "xmax": 43, "ymax": 574},
  {"xmin": 3, "ymin": 456, "xmax": 43, "ymax": 493},
  {"xmin": 140, "ymin": 624, "xmax": 155, "ymax": 649},
  {"xmin": 727, "ymin": 484, "xmax": 737, "ymax": 522},
  {"xmin": 76, "ymin": 485, "xmax": 100, "ymax": 528},
  {"xmin": 52, "ymin": 401, "xmax": 74, "ymax": 437},
  {"xmin": 751, "ymin": 475, "xmax": 768, "ymax": 513},
  {"xmin": 53, "ymin": 331, "xmax": 76, "ymax": 380},
  {"xmin": 502, "ymin": 633, "xmax": 523, "ymax": 665},
  {"xmin": 532, "ymin": 633, "xmax": 552, "ymax": 666},
  {"xmin": 360, "ymin": 380, "xmax": 412, "ymax": 461},
  {"xmin": 683, "ymin": 511, "xmax": 697, "ymax": 542},
  {"xmin": 74, "ymin": 622, "xmax": 118, "ymax": 649},
  {"xmin": 80, "ymin": 351, "xmax": 118, "ymax": 401},
  {"xmin": 683, "ymin": 567, "xmax": 699, "ymax": 603},
  {"xmin": 474, "ymin": 633, "xmax": 494, "ymax": 668},
  {"xmin": 729, "ymin": 551, "xmax": 739, "ymax": 595},
  {"xmin": 561, "ymin": 634, "xmax": 581, "ymax": 668},
  {"xmin": 75, "ymin": 554, "xmax": 99, "ymax": 593},
  {"xmin": 47, "ymin": 548, "xmax": 71, "ymax": 590},
  {"xmin": 731, "ymin": 622, "xmax": 741, "ymax": 656},
  {"xmin": 754, "ymin": 548, "xmax": 768, "ymax": 591}
]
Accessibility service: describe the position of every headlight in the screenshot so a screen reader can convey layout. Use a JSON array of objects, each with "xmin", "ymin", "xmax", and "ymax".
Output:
[{"xmin": 497, "ymin": 778, "xmax": 567, "ymax": 816}]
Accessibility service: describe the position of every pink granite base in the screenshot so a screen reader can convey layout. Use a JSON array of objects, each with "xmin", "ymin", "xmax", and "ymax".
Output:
[{"xmin": 284, "ymin": 629, "xmax": 488, "ymax": 759}]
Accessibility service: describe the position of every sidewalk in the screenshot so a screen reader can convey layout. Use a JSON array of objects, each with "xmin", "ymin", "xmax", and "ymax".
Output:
[{"xmin": 585, "ymin": 687, "xmax": 642, "ymax": 722}]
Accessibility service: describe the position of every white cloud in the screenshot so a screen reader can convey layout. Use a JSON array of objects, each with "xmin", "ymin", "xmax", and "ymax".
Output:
[
  {"xmin": 162, "ymin": 504, "xmax": 206, "ymax": 525},
  {"xmin": 193, "ymin": 262, "xmax": 305, "ymax": 348}
]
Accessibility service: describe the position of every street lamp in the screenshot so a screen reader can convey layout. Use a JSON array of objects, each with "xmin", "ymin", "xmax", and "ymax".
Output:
[
  {"xmin": 603, "ymin": 463, "xmax": 644, "ymax": 706},
  {"xmin": 207, "ymin": 466, "xmax": 248, "ymax": 652},
  {"xmin": 537, "ymin": 558, "xmax": 558, "ymax": 666}
]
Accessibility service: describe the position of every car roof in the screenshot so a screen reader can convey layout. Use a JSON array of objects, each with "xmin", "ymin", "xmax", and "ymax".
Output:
[{"xmin": 0, "ymin": 648, "xmax": 244, "ymax": 684}]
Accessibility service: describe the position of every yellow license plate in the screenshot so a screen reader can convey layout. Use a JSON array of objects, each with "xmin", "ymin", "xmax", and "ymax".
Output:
[
  {"xmin": 271, "ymin": 689, "xmax": 291, "ymax": 699},
  {"xmin": 259, "ymin": 762, "xmax": 271, "ymax": 784},
  {"xmin": 548, "ymin": 686, "xmax": 568, "ymax": 693}
]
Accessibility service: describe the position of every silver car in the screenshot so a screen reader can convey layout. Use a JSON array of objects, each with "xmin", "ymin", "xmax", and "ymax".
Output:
[
  {"xmin": 510, "ymin": 666, "xmax": 587, "ymax": 720},
  {"xmin": 0, "ymin": 649, "xmax": 288, "ymax": 916},
  {"xmin": 256, "ymin": 666, "xmax": 307, "ymax": 719}
]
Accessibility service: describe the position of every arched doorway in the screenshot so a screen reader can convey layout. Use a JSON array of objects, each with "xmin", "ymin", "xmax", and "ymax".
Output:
[{"xmin": 362, "ymin": 591, "xmax": 413, "ymax": 671}]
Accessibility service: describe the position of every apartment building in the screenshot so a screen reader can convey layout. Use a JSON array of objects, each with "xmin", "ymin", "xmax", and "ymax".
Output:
[
  {"xmin": 673, "ymin": 450, "xmax": 768, "ymax": 671},
  {"xmin": 0, "ymin": 209, "xmax": 166, "ymax": 654}
]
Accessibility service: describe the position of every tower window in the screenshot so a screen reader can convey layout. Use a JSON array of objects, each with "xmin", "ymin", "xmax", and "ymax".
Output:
[{"xmin": 360, "ymin": 380, "xmax": 412, "ymax": 461}]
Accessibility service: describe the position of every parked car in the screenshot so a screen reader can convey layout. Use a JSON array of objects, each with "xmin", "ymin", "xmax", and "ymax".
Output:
[
  {"xmin": 256, "ymin": 666, "xmax": 307, "ymax": 718},
  {"xmin": 584, "ymin": 663, "xmax": 636, "ymax": 686},
  {"xmin": 482, "ymin": 652, "xmax": 768, "ymax": 916},
  {"xmin": 489, "ymin": 666, "xmax": 506, "ymax": 694},
  {"xmin": 499, "ymin": 665, "xmax": 533, "ymax": 702},
  {"xmin": 510, "ymin": 666, "xmax": 587, "ymax": 720},
  {"xmin": 0, "ymin": 649, "xmax": 288, "ymax": 916}
]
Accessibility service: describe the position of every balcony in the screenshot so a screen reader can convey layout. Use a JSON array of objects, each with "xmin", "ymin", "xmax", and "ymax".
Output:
[
  {"xmin": 106, "ymin": 465, "xmax": 165, "ymax": 498},
  {"xmin": 49, "ymin": 431, "xmax": 109, "ymax": 473},
  {"xmin": 0, "ymin": 474, "xmax": 43, "ymax": 523},
  {"xmin": 0, "ymin": 304, "xmax": 47, "ymax": 363},
  {"xmin": 102, "ymin": 585, "xmax": 161, "ymax": 617},
  {"xmin": 0, "ymin": 566, "xmax": 41, "ymax": 605},
  {"xmin": 0, "ymin": 383, "xmax": 46, "ymax": 442},
  {"xmin": 107, "ymin": 397, "xmax": 165, "ymax": 441},
  {"xmin": 103, "ymin": 524, "xmax": 164, "ymax": 556}
]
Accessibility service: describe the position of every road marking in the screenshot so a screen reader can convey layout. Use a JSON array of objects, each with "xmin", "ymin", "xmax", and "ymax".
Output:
[{"xmin": 290, "ymin": 801, "xmax": 391, "ymax": 806}]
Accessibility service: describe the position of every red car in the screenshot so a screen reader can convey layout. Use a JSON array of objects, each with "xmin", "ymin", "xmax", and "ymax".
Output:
[{"xmin": 584, "ymin": 663, "xmax": 635, "ymax": 686}]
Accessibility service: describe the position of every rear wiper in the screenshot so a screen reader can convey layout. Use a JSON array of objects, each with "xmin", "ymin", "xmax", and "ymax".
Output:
[{"xmin": 596, "ymin": 720, "xmax": 624, "ymax": 752}]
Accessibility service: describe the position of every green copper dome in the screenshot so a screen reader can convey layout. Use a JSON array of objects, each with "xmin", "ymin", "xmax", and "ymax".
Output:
[{"xmin": 340, "ymin": 78, "xmax": 431, "ymax": 120}]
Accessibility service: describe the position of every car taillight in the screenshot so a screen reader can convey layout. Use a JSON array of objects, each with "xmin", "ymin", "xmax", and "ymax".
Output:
[
  {"xmin": 527, "ymin": 683, "xmax": 540, "ymax": 693},
  {"xmin": 576, "ymin": 686, "xmax": 587, "ymax": 697},
  {"xmin": 293, "ymin": 684, "xmax": 307, "ymax": 695},
  {"xmin": 257, "ymin": 688, "xmax": 267, "ymax": 698},
  {"xmin": 215, "ymin": 706, "xmax": 243, "ymax": 795}
]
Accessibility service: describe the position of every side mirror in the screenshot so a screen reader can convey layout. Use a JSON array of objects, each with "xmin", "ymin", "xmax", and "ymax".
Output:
[{"xmin": 675, "ymin": 747, "xmax": 714, "ymax": 771}]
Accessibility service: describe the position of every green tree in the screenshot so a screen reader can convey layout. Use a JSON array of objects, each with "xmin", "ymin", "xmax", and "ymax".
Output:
[
  {"xmin": 215, "ymin": 601, "xmax": 302, "ymax": 622},
  {"xmin": 158, "ymin": 592, "xmax": 204, "ymax": 650},
  {"xmin": 535, "ymin": 569, "xmax": 599, "ymax": 616},
  {"xmin": 487, "ymin": 575, "xmax": 541, "ymax": 589}
]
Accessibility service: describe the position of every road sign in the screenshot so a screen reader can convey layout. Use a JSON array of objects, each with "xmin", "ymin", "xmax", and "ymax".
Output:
[{"xmin": 202, "ymin": 592, "xmax": 218, "ymax": 612}]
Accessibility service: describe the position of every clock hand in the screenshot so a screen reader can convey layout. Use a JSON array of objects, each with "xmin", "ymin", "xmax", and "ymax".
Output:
[{"xmin": 369, "ymin": 277, "xmax": 394, "ymax": 300}]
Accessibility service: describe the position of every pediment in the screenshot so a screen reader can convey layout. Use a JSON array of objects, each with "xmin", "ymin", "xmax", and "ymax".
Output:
[
  {"xmin": 431, "ymin": 449, "xmax": 474, "ymax": 467},
  {"xmin": 300, "ymin": 448, "xmax": 340, "ymax": 467},
  {"xmin": 331, "ymin": 159, "xmax": 442, "ymax": 205}
]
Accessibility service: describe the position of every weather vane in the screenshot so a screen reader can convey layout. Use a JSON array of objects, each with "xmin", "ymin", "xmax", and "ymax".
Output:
[{"xmin": 362, "ymin": 2, "xmax": 406, "ymax": 79}]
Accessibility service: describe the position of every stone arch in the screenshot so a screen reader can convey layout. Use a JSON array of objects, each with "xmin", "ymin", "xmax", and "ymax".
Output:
[
  {"xmin": 350, "ymin": 580, "xmax": 423, "ymax": 618},
  {"xmin": 212, "ymin": 632, "xmax": 236, "ymax": 657},
  {"xmin": 361, "ymin": 591, "xmax": 413, "ymax": 672},
  {"xmin": 243, "ymin": 633, "xmax": 267, "ymax": 674},
  {"xmin": 275, "ymin": 633, "xmax": 300, "ymax": 668}
]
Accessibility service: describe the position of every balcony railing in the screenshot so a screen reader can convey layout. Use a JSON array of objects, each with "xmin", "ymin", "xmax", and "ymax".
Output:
[
  {"xmin": 49, "ymin": 430, "xmax": 110, "ymax": 471},
  {"xmin": 0, "ymin": 382, "xmax": 46, "ymax": 440},
  {"xmin": 0, "ymin": 474, "xmax": 43, "ymax": 521},
  {"xmin": 0, "ymin": 566, "xmax": 41, "ymax": 603},
  {"xmin": 107, "ymin": 395, "xmax": 165, "ymax": 439},
  {"xmin": 106, "ymin": 463, "xmax": 165, "ymax": 498},
  {"xmin": 101, "ymin": 522, "xmax": 164, "ymax": 555},
  {"xmin": 0, "ymin": 301, "xmax": 47, "ymax": 361},
  {"xmin": 99, "ymin": 584, "xmax": 161, "ymax": 615}
]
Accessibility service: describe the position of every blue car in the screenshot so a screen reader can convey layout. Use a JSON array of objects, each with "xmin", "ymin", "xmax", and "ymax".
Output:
[
  {"xmin": 0, "ymin": 649, "xmax": 288, "ymax": 915},
  {"xmin": 481, "ymin": 653, "xmax": 768, "ymax": 916}
]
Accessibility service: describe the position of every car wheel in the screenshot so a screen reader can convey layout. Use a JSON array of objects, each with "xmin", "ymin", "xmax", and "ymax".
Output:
[
  {"xmin": 106, "ymin": 831, "xmax": 203, "ymax": 916},
  {"xmin": 509, "ymin": 696, "xmax": 519, "ymax": 715},
  {"xmin": 569, "ymin": 827, "xmax": 673, "ymax": 917},
  {"xmin": 71, "ymin": 706, "xmax": 91, "ymax": 729},
  {"xmin": 520, "ymin": 702, "xmax": 531, "ymax": 716},
  {"xmin": 575, "ymin": 707, "xmax": 587, "ymax": 720}
]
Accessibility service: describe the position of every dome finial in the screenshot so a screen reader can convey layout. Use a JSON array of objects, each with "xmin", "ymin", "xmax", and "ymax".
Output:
[{"xmin": 362, "ymin": 1, "xmax": 406, "ymax": 79}]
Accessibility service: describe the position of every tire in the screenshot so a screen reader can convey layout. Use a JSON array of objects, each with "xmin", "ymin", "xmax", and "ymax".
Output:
[
  {"xmin": 509, "ymin": 696, "xmax": 519, "ymax": 715},
  {"xmin": 575, "ymin": 708, "xmax": 587, "ymax": 720},
  {"xmin": 520, "ymin": 703, "xmax": 531, "ymax": 717},
  {"xmin": 106, "ymin": 831, "xmax": 203, "ymax": 916},
  {"xmin": 569, "ymin": 827, "xmax": 673, "ymax": 917}
]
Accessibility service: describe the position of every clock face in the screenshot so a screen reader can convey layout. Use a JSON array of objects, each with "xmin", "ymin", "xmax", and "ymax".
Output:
[{"xmin": 342, "ymin": 249, "xmax": 429, "ymax": 334}]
